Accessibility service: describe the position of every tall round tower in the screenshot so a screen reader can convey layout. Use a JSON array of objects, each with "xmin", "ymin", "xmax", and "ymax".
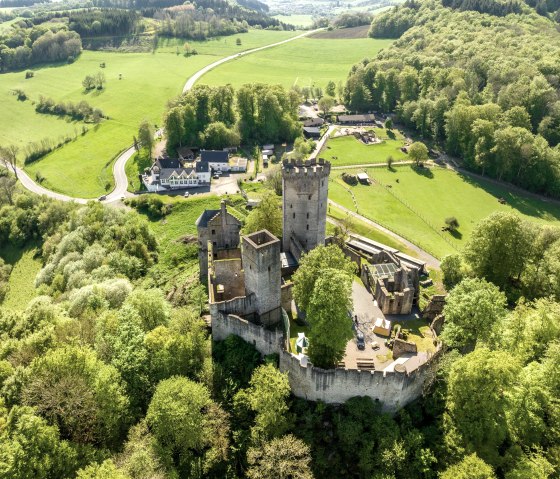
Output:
[{"xmin": 282, "ymin": 158, "xmax": 331, "ymax": 255}]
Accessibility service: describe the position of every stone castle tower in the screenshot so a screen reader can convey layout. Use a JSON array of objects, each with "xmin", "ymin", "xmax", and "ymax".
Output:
[
  {"xmin": 242, "ymin": 230, "xmax": 282, "ymax": 326},
  {"xmin": 282, "ymin": 158, "xmax": 331, "ymax": 255}
]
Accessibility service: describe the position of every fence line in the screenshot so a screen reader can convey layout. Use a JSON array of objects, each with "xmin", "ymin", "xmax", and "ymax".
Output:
[{"xmin": 329, "ymin": 178, "xmax": 460, "ymax": 259}]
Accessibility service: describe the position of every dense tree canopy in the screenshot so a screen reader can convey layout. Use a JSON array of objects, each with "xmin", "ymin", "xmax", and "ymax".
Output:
[
  {"xmin": 347, "ymin": 0, "xmax": 560, "ymax": 197},
  {"xmin": 164, "ymin": 84, "xmax": 301, "ymax": 153}
]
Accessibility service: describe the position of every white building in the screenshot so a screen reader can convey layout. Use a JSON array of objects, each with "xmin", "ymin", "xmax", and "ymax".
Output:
[{"xmin": 142, "ymin": 157, "xmax": 210, "ymax": 192}]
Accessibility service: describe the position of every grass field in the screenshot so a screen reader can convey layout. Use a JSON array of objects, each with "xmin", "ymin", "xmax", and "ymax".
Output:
[
  {"xmin": 329, "ymin": 165, "xmax": 560, "ymax": 258},
  {"xmin": 201, "ymin": 36, "xmax": 393, "ymax": 90},
  {"xmin": 272, "ymin": 14, "xmax": 316, "ymax": 27},
  {"xmin": 0, "ymin": 243, "xmax": 41, "ymax": 311},
  {"xmin": 324, "ymin": 128, "xmax": 408, "ymax": 166},
  {"xmin": 0, "ymin": 29, "xmax": 301, "ymax": 198},
  {"xmin": 311, "ymin": 25, "xmax": 370, "ymax": 39}
]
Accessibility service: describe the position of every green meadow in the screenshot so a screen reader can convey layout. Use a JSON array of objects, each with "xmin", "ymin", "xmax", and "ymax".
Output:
[
  {"xmin": 323, "ymin": 128, "xmax": 408, "ymax": 166},
  {"xmin": 271, "ymin": 14, "xmax": 316, "ymax": 27},
  {"xmin": 329, "ymin": 165, "xmax": 560, "ymax": 258},
  {"xmin": 0, "ymin": 243, "xmax": 42, "ymax": 311},
  {"xmin": 0, "ymin": 29, "xmax": 301, "ymax": 198},
  {"xmin": 201, "ymin": 36, "xmax": 393, "ymax": 90}
]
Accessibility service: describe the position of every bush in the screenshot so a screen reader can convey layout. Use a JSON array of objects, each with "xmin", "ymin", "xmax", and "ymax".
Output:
[
  {"xmin": 25, "ymin": 70, "xmax": 34, "ymax": 79},
  {"xmin": 445, "ymin": 216, "xmax": 460, "ymax": 231}
]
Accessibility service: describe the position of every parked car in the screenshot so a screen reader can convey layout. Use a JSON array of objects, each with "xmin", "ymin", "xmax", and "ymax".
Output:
[
  {"xmin": 213, "ymin": 174, "xmax": 220, "ymax": 180},
  {"xmin": 356, "ymin": 331, "xmax": 365, "ymax": 350},
  {"xmin": 98, "ymin": 195, "xmax": 107, "ymax": 201},
  {"xmin": 183, "ymin": 191, "xmax": 190, "ymax": 198}
]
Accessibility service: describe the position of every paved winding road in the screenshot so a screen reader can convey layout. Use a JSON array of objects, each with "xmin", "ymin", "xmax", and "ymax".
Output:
[
  {"xmin": 8, "ymin": 29, "xmax": 444, "ymax": 267},
  {"xmin": 11, "ymin": 29, "xmax": 321, "ymax": 205}
]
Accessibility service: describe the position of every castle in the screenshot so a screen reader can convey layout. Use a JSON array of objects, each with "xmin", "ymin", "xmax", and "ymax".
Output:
[{"xmin": 196, "ymin": 158, "xmax": 440, "ymax": 413}]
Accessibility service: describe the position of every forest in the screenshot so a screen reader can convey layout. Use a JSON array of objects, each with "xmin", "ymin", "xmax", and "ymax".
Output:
[
  {"xmin": 164, "ymin": 84, "xmax": 302, "ymax": 152},
  {"xmin": 0, "ymin": 168, "xmax": 559, "ymax": 478},
  {"xmin": 0, "ymin": 25, "xmax": 81, "ymax": 72},
  {"xmin": 345, "ymin": 0, "xmax": 560, "ymax": 197}
]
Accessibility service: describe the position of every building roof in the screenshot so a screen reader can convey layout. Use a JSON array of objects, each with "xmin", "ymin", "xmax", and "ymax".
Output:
[
  {"xmin": 155, "ymin": 157, "xmax": 182, "ymax": 169},
  {"xmin": 201, "ymin": 150, "xmax": 229, "ymax": 164},
  {"xmin": 196, "ymin": 160, "xmax": 209, "ymax": 173},
  {"xmin": 338, "ymin": 113, "xmax": 375, "ymax": 123},
  {"xmin": 357, "ymin": 172, "xmax": 369, "ymax": 180},
  {"xmin": 303, "ymin": 117, "xmax": 325, "ymax": 127},
  {"xmin": 151, "ymin": 157, "xmax": 200, "ymax": 181},
  {"xmin": 303, "ymin": 126, "xmax": 321, "ymax": 135},
  {"xmin": 196, "ymin": 209, "xmax": 220, "ymax": 228},
  {"xmin": 195, "ymin": 206, "xmax": 242, "ymax": 228}
]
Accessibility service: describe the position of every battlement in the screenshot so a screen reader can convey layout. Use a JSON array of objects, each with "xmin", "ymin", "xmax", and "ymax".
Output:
[{"xmin": 282, "ymin": 158, "xmax": 331, "ymax": 177}]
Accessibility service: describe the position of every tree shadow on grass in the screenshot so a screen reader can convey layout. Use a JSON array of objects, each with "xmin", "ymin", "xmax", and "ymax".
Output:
[
  {"xmin": 411, "ymin": 165, "xmax": 434, "ymax": 179},
  {"xmin": 449, "ymin": 229, "xmax": 463, "ymax": 240},
  {"xmin": 386, "ymin": 129, "xmax": 396, "ymax": 140},
  {"xmin": 457, "ymin": 171, "xmax": 560, "ymax": 221}
]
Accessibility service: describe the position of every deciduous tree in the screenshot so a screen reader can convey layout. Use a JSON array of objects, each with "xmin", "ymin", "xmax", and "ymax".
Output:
[
  {"xmin": 292, "ymin": 244, "xmax": 355, "ymax": 313},
  {"xmin": 441, "ymin": 278, "xmax": 507, "ymax": 351},
  {"xmin": 306, "ymin": 268, "xmax": 353, "ymax": 368},
  {"xmin": 247, "ymin": 434, "xmax": 314, "ymax": 479}
]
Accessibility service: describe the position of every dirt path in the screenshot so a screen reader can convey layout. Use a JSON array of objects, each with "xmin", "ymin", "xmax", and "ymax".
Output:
[{"xmin": 327, "ymin": 200, "xmax": 441, "ymax": 269}]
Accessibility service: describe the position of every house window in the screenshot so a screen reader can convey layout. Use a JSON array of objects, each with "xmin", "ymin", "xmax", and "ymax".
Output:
[
  {"xmin": 211, "ymin": 229, "xmax": 216, "ymax": 235},
  {"xmin": 306, "ymin": 225, "xmax": 309, "ymax": 230},
  {"xmin": 290, "ymin": 204, "xmax": 293, "ymax": 209},
  {"xmin": 213, "ymin": 241, "xmax": 217, "ymax": 246},
  {"xmin": 306, "ymin": 213, "xmax": 309, "ymax": 219},
  {"xmin": 292, "ymin": 213, "xmax": 295, "ymax": 219},
  {"xmin": 308, "ymin": 195, "xmax": 312, "ymax": 200}
]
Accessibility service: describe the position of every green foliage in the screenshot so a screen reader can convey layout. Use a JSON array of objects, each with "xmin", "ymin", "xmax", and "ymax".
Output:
[
  {"xmin": 441, "ymin": 278, "xmax": 507, "ymax": 351},
  {"xmin": 408, "ymin": 141, "xmax": 428, "ymax": 166},
  {"xmin": 76, "ymin": 459, "xmax": 130, "ymax": 479},
  {"xmin": 440, "ymin": 254, "xmax": 466, "ymax": 291},
  {"xmin": 0, "ymin": 257, "xmax": 12, "ymax": 303},
  {"xmin": 146, "ymin": 376, "xmax": 229, "ymax": 475},
  {"xmin": 0, "ymin": 404, "xmax": 78, "ymax": 479},
  {"xmin": 445, "ymin": 348, "xmax": 519, "ymax": 466},
  {"xmin": 116, "ymin": 421, "xmax": 167, "ymax": 479},
  {"xmin": 138, "ymin": 120, "xmax": 154, "ymax": 159},
  {"xmin": 124, "ymin": 288, "xmax": 170, "ymax": 331},
  {"xmin": 165, "ymin": 84, "xmax": 300, "ymax": 152},
  {"xmin": 440, "ymin": 454, "xmax": 496, "ymax": 479},
  {"xmin": 21, "ymin": 346, "xmax": 130, "ymax": 448},
  {"xmin": 292, "ymin": 244, "xmax": 355, "ymax": 313},
  {"xmin": 242, "ymin": 189, "xmax": 282, "ymax": 237},
  {"xmin": 201, "ymin": 121, "xmax": 240, "ymax": 150},
  {"xmin": 212, "ymin": 334, "xmax": 261, "ymax": 405},
  {"xmin": 307, "ymin": 269, "xmax": 353, "ymax": 369},
  {"xmin": 351, "ymin": 0, "xmax": 560, "ymax": 197},
  {"xmin": 125, "ymin": 195, "xmax": 171, "ymax": 219},
  {"xmin": 247, "ymin": 434, "xmax": 314, "ymax": 479},
  {"xmin": 239, "ymin": 364, "xmax": 291, "ymax": 444},
  {"xmin": 463, "ymin": 212, "xmax": 532, "ymax": 292}
]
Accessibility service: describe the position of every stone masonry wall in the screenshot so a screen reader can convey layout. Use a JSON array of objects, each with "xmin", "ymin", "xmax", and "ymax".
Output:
[
  {"xmin": 282, "ymin": 159, "xmax": 330, "ymax": 254},
  {"xmin": 212, "ymin": 313, "xmax": 284, "ymax": 356},
  {"xmin": 211, "ymin": 312, "xmax": 437, "ymax": 413},
  {"xmin": 279, "ymin": 350, "xmax": 435, "ymax": 413}
]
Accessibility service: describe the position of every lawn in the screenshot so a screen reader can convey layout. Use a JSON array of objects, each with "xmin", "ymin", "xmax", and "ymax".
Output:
[
  {"xmin": 327, "ymin": 203, "xmax": 418, "ymax": 257},
  {"xmin": 329, "ymin": 165, "xmax": 560, "ymax": 258},
  {"xmin": 272, "ymin": 14, "xmax": 316, "ymax": 27},
  {"xmin": 201, "ymin": 36, "xmax": 393, "ymax": 90},
  {"xmin": 0, "ymin": 243, "xmax": 42, "ymax": 311},
  {"xmin": 0, "ymin": 29, "xmax": 301, "ymax": 198},
  {"xmin": 323, "ymin": 128, "xmax": 408, "ymax": 166}
]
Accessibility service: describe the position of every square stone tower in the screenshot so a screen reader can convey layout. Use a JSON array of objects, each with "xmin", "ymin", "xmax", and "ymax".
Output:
[
  {"xmin": 196, "ymin": 200, "xmax": 242, "ymax": 281},
  {"xmin": 242, "ymin": 230, "xmax": 282, "ymax": 327},
  {"xmin": 282, "ymin": 158, "xmax": 331, "ymax": 255}
]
